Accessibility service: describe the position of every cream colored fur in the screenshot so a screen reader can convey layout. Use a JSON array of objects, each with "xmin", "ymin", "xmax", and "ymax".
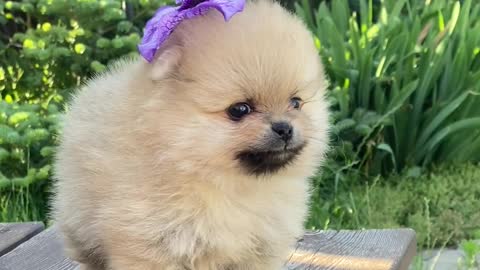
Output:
[{"xmin": 51, "ymin": 1, "xmax": 330, "ymax": 269}]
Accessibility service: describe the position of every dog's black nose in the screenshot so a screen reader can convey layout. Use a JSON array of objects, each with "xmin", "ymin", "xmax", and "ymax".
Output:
[{"xmin": 271, "ymin": 122, "xmax": 293, "ymax": 142}]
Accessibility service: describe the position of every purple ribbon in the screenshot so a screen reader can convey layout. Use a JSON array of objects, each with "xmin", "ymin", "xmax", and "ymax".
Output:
[{"xmin": 138, "ymin": 0, "xmax": 246, "ymax": 62}]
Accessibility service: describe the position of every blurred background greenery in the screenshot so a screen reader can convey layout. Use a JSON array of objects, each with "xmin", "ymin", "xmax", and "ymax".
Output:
[{"xmin": 1, "ymin": 0, "xmax": 480, "ymax": 267}]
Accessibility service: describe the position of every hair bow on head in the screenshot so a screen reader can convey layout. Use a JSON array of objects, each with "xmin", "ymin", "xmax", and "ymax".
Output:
[{"xmin": 138, "ymin": 0, "xmax": 246, "ymax": 62}]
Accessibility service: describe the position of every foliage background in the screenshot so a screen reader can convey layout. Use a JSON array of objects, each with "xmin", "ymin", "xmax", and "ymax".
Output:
[
  {"xmin": 1, "ymin": 0, "xmax": 479, "ymax": 253},
  {"xmin": 0, "ymin": 0, "xmax": 169, "ymax": 221}
]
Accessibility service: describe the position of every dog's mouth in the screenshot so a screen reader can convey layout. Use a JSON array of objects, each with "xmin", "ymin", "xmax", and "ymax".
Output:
[{"xmin": 235, "ymin": 143, "xmax": 306, "ymax": 176}]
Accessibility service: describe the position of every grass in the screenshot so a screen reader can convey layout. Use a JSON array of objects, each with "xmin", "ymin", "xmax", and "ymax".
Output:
[
  {"xmin": 307, "ymin": 162, "xmax": 480, "ymax": 249},
  {"xmin": 0, "ymin": 184, "xmax": 49, "ymax": 223}
]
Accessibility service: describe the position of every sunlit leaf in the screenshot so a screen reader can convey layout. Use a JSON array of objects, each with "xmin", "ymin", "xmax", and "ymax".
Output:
[{"xmin": 74, "ymin": 43, "xmax": 86, "ymax": 54}]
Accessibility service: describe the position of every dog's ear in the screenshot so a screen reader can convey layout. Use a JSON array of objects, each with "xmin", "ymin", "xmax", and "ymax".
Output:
[{"xmin": 149, "ymin": 45, "xmax": 182, "ymax": 81}]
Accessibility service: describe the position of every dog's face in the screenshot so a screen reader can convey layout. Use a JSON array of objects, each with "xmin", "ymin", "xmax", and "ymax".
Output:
[
  {"xmin": 231, "ymin": 96, "xmax": 311, "ymax": 175},
  {"xmin": 146, "ymin": 2, "xmax": 329, "ymax": 178}
]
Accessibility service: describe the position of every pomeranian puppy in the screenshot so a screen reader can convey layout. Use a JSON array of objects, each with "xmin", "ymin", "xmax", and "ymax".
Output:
[{"xmin": 52, "ymin": 1, "xmax": 330, "ymax": 269}]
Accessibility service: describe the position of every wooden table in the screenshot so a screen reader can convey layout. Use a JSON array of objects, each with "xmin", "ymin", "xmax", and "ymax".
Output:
[{"xmin": 0, "ymin": 223, "xmax": 416, "ymax": 270}]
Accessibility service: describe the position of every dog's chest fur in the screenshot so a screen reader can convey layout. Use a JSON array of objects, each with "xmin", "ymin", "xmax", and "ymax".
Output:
[{"xmin": 155, "ymin": 176, "xmax": 309, "ymax": 267}]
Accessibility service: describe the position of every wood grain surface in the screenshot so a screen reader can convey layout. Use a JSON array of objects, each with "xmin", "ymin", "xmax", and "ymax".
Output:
[
  {"xmin": 0, "ymin": 224, "xmax": 416, "ymax": 270},
  {"xmin": 0, "ymin": 225, "xmax": 79, "ymax": 270},
  {"xmin": 285, "ymin": 229, "xmax": 416, "ymax": 270},
  {"xmin": 0, "ymin": 223, "xmax": 44, "ymax": 257}
]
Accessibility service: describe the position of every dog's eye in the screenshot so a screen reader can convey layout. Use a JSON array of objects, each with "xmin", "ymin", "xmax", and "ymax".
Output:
[
  {"xmin": 290, "ymin": 97, "xmax": 303, "ymax": 110},
  {"xmin": 227, "ymin": 102, "xmax": 252, "ymax": 121}
]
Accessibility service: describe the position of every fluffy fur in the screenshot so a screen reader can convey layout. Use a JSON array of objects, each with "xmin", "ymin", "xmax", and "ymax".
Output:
[{"xmin": 51, "ymin": 1, "xmax": 330, "ymax": 269}]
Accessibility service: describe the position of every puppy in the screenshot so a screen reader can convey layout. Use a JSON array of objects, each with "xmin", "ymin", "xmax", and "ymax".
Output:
[{"xmin": 52, "ymin": 1, "xmax": 330, "ymax": 269}]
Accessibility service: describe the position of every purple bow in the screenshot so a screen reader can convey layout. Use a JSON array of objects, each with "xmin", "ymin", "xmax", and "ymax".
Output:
[{"xmin": 138, "ymin": 0, "xmax": 246, "ymax": 62}]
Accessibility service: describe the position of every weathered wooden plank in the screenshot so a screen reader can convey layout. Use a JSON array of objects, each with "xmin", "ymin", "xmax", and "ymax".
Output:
[
  {"xmin": 285, "ymin": 229, "xmax": 416, "ymax": 270},
  {"xmin": 0, "ymin": 222, "xmax": 44, "ymax": 257},
  {"xmin": 0, "ymin": 226, "xmax": 79, "ymax": 270},
  {"xmin": 0, "ymin": 225, "xmax": 415, "ymax": 270}
]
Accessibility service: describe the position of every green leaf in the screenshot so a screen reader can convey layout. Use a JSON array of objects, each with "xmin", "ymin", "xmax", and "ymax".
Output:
[
  {"xmin": 112, "ymin": 38, "xmax": 124, "ymax": 49},
  {"xmin": 37, "ymin": 49, "xmax": 51, "ymax": 61},
  {"xmin": 391, "ymin": 0, "xmax": 408, "ymax": 18},
  {"xmin": 420, "ymin": 117, "xmax": 480, "ymax": 163},
  {"xmin": 117, "ymin": 21, "xmax": 133, "ymax": 33},
  {"xmin": 416, "ymin": 91, "xmax": 470, "ymax": 151},
  {"xmin": 36, "ymin": 165, "xmax": 51, "ymax": 180},
  {"xmin": 4, "ymin": 95, "xmax": 13, "ymax": 104},
  {"xmin": 377, "ymin": 143, "xmax": 397, "ymax": 170},
  {"xmin": 25, "ymin": 128, "xmax": 49, "ymax": 144},
  {"xmin": 457, "ymin": 0, "xmax": 471, "ymax": 36},
  {"xmin": 447, "ymin": 1, "xmax": 460, "ymax": 35},
  {"xmin": 331, "ymin": 0, "xmax": 349, "ymax": 34},
  {"xmin": 0, "ymin": 147, "xmax": 9, "ymax": 162},
  {"xmin": 52, "ymin": 47, "xmax": 71, "ymax": 58},
  {"xmin": 437, "ymin": 10, "xmax": 445, "ymax": 32},
  {"xmin": 387, "ymin": 80, "xmax": 419, "ymax": 112},
  {"xmin": 355, "ymin": 124, "xmax": 372, "ymax": 136},
  {"xmin": 91, "ymin": 61, "xmax": 106, "ymax": 73},
  {"xmin": 298, "ymin": 0, "xmax": 315, "ymax": 29},
  {"xmin": 96, "ymin": 38, "xmax": 110, "ymax": 48},
  {"xmin": 40, "ymin": 146, "xmax": 55, "ymax": 157},
  {"xmin": 23, "ymin": 39, "xmax": 35, "ymax": 49},
  {"xmin": 335, "ymin": 119, "xmax": 356, "ymax": 132},
  {"xmin": 6, "ymin": 131, "xmax": 20, "ymax": 144},
  {"xmin": 41, "ymin": 22, "xmax": 52, "ymax": 32},
  {"xmin": 5, "ymin": 1, "xmax": 13, "ymax": 10},
  {"xmin": 74, "ymin": 43, "xmax": 86, "ymax": 54},
  {"xmin": 8, "ymin": 112, "xmax": 30, "ymax": 125},
  {"xmin": 20, "ymin": 3, "xmax": 34, "ymax": 13}
]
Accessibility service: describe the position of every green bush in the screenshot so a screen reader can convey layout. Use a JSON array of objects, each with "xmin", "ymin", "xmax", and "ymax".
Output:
[
  {"xmin": 307, "ymin": 163, "xmax": 480, "ymax": 248},
  {"xmin": 0, "ymin": 101, "xmax": 59, "ymax": 188},
  {"xmin": 0, "ymin": 0, "xmax": 170, "ymax": 222},
  {"xmin": 0, "ymin": 0, "xmax": 170, "ymax": 103},
  {"xmin": 0, "ymin": 101, "xmax": 59, "ymax": 222},
  {"xmin": 296, "ymin": 0, "xmax": 480, "ymax": 178}
]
